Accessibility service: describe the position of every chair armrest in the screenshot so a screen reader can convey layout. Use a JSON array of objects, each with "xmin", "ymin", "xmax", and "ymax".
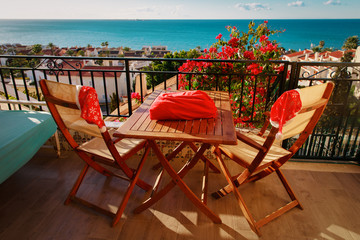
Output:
[
  {"xmin": 258, "ymin": 111, "xmax": 270, "ymax": 137},
  {"xmin": 236, "ymin": 131, "xmax": 267, "ymax": 153}
]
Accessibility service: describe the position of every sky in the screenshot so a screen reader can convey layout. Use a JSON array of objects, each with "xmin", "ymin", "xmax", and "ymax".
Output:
[{"xmin": 1, "ymin": 0, "xmax": 359, "ymax": 19}]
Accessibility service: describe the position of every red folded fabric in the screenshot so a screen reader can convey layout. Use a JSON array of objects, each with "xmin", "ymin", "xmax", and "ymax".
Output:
[
  {"xmin": 77, "ymin": 86, "xmax": 106, "ymax": 130},
  {"xmin": 149, "ymin": 90, "xmax": 217, "ymax": 120},
  {"xmin": 270, "ymin": 89, "xmax": 302, "ymax": 139}
]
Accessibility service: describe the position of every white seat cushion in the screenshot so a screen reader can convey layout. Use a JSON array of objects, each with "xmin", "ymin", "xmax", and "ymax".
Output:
[
  {"xmin": 219, "ymin": 132, "xmax": 291, "ymax": 165},
  {"xmin": 78, "ymin": 137, "xmax": 145, "ymax": 160}
]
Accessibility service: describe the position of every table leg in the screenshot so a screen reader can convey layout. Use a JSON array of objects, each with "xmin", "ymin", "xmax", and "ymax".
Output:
[
  {"xmin": 188, "ymin": 142, "xmax": 220, "ymax": 173},
  {"xmin": 152, "ymin": 141, "xmax": 220, "ymax": 174},
  {"xmin": 134, "ymin": 140, "xmax": 221, "ymax": 224}
]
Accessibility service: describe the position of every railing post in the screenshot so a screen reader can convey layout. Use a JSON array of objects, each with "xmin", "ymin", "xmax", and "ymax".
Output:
[
  {"xmin": 125, "ymin": 59, "xmax": 132, "ymax": 116},
  {"xmin": 288, "ymin": 62, "xmax": 300, "ymax": 90}
]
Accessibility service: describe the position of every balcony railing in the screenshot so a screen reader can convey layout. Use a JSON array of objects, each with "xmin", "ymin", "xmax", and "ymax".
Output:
[{"xmin": 1, "ymin": 55, "xmax": 359, "ymax": 162}]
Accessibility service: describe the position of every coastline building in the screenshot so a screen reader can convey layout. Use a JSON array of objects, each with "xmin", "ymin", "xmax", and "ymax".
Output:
[
  {"xmin": 282, "ymin": 48, "xmax": 358, "ymax": 80},
  {"xmin": 42, "ymin": 60, "xmax": 130, "ymax": 103}
]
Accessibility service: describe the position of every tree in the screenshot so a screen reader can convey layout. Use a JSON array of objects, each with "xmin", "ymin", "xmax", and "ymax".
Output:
[
  {"xmin": 47, "ymin": 42, "xmax": 56, "ymax": 55},
  {"xmin": 6, "ymin": 47, "xmax": 16, "ymax": 55},
  {"xmin": 312, "ymin": 40, "xmax": 332, "ymax": 53},
  {"xmin": 101, "ymin": 41, "xmax": 109, "ymax": 48},
  {"xmin": 145, "ymin": 49, "xmax": 201, "ymax": 88},
  {"xmin": 178, "ymin": 21, "xmax": 284, "ymax": 127},
  {"xmin": 77, "ymin": 50, "xmax": 85, "ymax": 56},
  {"xmin": 110, "ymin": 92, "xmax": 121, "ymax": 112},
  {"xmin": 95, "ymin": 53, "xmax": 104, "ymax": 66},
  {"xmin": 31, "ymin": 44, "xmax": 43, "ymax": 55},
  {"xmin": 65, "ymin": 49, "xmax": 75, "ymax": 56},
  {"xmin": 342, "ymin": 36, "xmax": 359, "ymax": 50}
]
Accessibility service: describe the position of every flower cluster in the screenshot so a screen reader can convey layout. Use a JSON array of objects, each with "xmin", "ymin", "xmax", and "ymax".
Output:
[
  {"xmin": 178, "ymin": 21, "xmax": 285, "ymax": 127},
  {"xmin": 131, "ymin": 92, "xmax": 142, "ymax": 104}
]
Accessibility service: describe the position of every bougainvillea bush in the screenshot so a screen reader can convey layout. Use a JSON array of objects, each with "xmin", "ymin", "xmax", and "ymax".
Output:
[{"xmin": 178, "ymin": 21, "xmax": 285, "ymax": 127}]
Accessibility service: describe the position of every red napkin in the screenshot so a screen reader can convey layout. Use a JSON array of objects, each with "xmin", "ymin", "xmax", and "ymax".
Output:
[
  {"xmin": 149, "ymin": 90, "xmax": 217, "ymax": 120},
  {"xmin": 270, "ymin": 89, "xmax": 302, "ymax": 139},
  {"xmin": 77, "ymin": 86, "xmax": 106, "ymax": 131}
]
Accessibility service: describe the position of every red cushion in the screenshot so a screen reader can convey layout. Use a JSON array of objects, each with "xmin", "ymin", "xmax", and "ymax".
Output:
[
  {"xmin": 78, "ymin": 86, "xmax": 105, "ymax": 128},
  {"xmin": 270, "ymin": 89, "xmax": 302, "ymax": 135},
  {"xmin": 149, "ymin": 90, "xmax": 217, "ymax": 120}
]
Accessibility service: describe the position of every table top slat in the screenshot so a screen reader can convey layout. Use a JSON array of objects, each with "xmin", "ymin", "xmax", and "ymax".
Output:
[
  {"xmin": 168, "ymin": 121, "xmax": 179, "ymax": 133},
  {"xmin": 176, "ymin": 121, "xmax": 186, "ymax": 133}
]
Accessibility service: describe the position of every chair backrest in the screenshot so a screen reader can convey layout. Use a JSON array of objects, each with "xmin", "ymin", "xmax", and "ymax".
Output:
[
  {"xmin": 40, "ymin": 80, "xmax": 103, "ymax": 148},
  {"xmin": 276, "ymin": 82, "xmax": 334, "ymax": 156},
  {"xmin": 280, "ymin": 82, "xmax": 334, "ymax": 140}
]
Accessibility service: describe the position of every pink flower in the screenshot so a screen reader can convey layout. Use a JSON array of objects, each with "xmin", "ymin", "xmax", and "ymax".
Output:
[{"xmin": 215, "ymin": 33, "xmax": 222, "ymax": 40}]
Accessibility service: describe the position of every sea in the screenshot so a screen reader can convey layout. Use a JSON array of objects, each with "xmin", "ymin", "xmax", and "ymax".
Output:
[{"xmin": 0, "ymin": 19, "xmax": 359, "ymax": 52}]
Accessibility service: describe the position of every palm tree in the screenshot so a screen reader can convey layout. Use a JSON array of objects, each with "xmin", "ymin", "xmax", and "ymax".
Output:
[
  {"xmin": 47, "ymin": 42, "xmax": 55, "ymax": 55},
  {"xmin": 101, "ymin": 41, "xmax": 109, "ymax": 49}
]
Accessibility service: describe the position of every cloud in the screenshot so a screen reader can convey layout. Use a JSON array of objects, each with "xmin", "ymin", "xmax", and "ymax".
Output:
[
  {"xmin": 171, "ymin": 5, "xmax": 184, "ymax": 16},
  {"xmin": 323, "ymin": 0, "xmax": 341, "ymax": 5},
  {"xmin": 288, "ymin": 1, "xmax": 305, "ymax": 7},
  {"xmin": 136, "ymin": 7, "xmax": 156, "ymax": 13},
  {"xmin": 235, "ymin": 3, "xmax": 271, "ymax": 11}
]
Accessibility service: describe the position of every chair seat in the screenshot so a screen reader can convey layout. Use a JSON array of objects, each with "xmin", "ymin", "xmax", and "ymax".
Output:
[
  {"xmin": 219, "ymin": 132, "xmax": 291, "ymax": 165},
  {"xmin": 78, "ymin": 136, "xmax": 146, "ymax": 160}
]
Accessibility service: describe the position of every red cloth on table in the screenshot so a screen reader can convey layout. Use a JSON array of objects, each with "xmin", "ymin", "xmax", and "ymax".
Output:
[
  {"xmin": 77, "ymin": 86, "xmax": 105, "ymax": 129},
  {"xmin": 270, "ymin": 89, "xmax": 302, "ymax": 139},
  {"xmin": 149, "ymin": 90, "xmax": 217, "ymax": 120}
]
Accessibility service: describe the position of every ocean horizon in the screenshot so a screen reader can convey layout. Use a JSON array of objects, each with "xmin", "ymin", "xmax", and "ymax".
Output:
[{"xmin": 0, "ymin": 19, "xmax": 359, "ymax": 52}]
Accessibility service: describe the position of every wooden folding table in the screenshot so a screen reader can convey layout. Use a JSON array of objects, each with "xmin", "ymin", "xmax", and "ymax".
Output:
[{"xmin": 114, "ymin": 89, "xmax": 237, "ymax": 223}]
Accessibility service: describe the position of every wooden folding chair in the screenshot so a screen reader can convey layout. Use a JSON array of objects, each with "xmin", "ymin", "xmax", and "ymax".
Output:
[
  {"xmin": 212, "ymin": 82, "xmax": 334, "ymax": 236},
  {"xmin": 40, "ymin": 79, "xmax": 152, "ymax": 226}
]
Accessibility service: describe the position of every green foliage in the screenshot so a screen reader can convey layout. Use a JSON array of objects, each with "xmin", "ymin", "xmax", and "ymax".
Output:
[
  {"xmin": 178, "ymin": 21, "xmax": 284, "ymax": 127},
  {"xmin": 77, "ymin": 50, "xmax": 85, "ymax": 56},
  {"xmin": 312, "ymin": 40, "xmax": 333, "ymax": 52},
  {"xmin": 65, "ymin": 49, "xmax": 75, "ymax": 56},
  {"xmin": 101, "ymin": 41, "xmax": 109, "ymax": 48},
  {"xmin": 342, "ymin": 36, "xmax": 359, "ymax": 50},
  {"xmin": 47, "ymin": 42, "xmax": 56, "ymax": 55},
  {"xmin": 31, "ymin": 44, "xmax": 43, "ymax": 55},
  {"xmin": 145, "ymin": 50, "xmax": 201, "ymax": 88},
  {"xmin": 109, "ymin": 92, "xmax": 120, "ymax": 113}
]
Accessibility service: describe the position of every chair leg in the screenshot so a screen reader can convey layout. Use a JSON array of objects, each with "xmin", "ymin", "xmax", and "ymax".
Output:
[
  {"xmin": 112, "ymin": 145, "xmax": 151, "ymax": 226},
  {"xmin": 215, "ymin": 152, "xmax": 261, "ymax": 236},
  {"xmin": 65, "ymin": 164, "xmax": 90, "ymax": 205},
  {"xmin": 275, "ymin": 168, "xmax": 303, "ymax": 210}
]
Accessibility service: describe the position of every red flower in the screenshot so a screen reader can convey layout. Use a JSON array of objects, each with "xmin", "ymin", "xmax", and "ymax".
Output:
[
  {"xmin": 228, "ymin": 37, "xmax": 239, "ymax": 48},
  {"xmin": 215, "ymin": 33, "xmax": 222, "ymax": 40},
  {"xmin": 264, "ymin": 20, "xmax": 268, "ymax": 24},
  {"xmin": 247, "ymin": 63, "xmax": 263, "ymax": 75},
  {"xmin": 209, "ymin": 47, "xmax": 217, "ymax": 53},
  {"xmin": 259, "ymin": 35, "xmax": 269, "ymax": 43},
  {"xmin": 243, "ymin": 51, "xmax": 255, "ymax": 60},
  {"xmin": 131, "ymin": 92, "xmax": 141, "ymax": 101}
]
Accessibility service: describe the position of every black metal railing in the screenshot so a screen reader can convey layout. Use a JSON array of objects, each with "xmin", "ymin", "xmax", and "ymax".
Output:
[
  {"xmin": 0, "ymin": 55, "xmax": 359, "ymax": 162},
  {"xmin": 285, "ymin": 61, "xmax": 360, "ymax": 162}
]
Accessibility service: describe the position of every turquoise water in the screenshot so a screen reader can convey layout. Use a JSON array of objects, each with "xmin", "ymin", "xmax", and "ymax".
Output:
[{"xmin": 0, "ymin": 19, "xmax": 359, "ymax": 51}]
